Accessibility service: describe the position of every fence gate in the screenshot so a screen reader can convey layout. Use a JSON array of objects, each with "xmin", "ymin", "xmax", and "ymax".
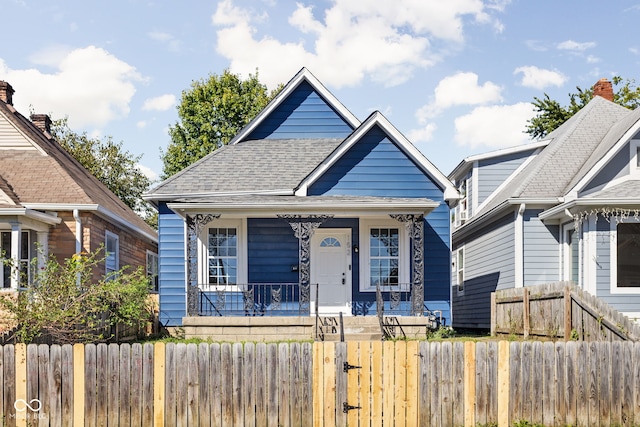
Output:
[{"xmin": 312, "ymin": 341, "xmax": 420, "ymax": 427}]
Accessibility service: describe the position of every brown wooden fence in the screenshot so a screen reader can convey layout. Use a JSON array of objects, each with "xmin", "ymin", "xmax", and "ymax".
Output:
[
  {"xmin": 3, "ymin": 340, "xmax": 640, "ymax": 426},
  {"xmin": 491, "ymin": 282, "xmax": 640, "ymax": 341}
]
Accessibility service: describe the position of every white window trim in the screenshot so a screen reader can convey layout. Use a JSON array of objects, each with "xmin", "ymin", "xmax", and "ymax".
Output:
[
  {"xmin": 198, "ymin": 218, "xmax": 247, "ymax": 290},
  {"xmin": 610, "ymin": 217, "xmax": 640, "ymax": 294},
  {"xmin": 454, "ymin": 246, "xmax": 464, "ymax": 294},
  {"xmin": 630, "ymin": 139, "xmax": 640, "ymax": 177},
  {"xmin": 105, "ymin": 231, "xmax": 119, "ymax": 276},
  {"xmin": 359, "ymin": 218, "xmax": 410, "ymax": 292}
]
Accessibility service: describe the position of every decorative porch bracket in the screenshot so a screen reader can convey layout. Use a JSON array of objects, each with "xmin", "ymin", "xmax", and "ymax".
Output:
[
  {"xmin": 186, "ymin": 214, "xmax": 221, "ymax": 315},
  {"xmin": 278, "ymin": 214, "xmax": 334, "ymax": 312},
  {"xmin": 390, "ymin": 214, "xmax": 425, "ymax": 315}
]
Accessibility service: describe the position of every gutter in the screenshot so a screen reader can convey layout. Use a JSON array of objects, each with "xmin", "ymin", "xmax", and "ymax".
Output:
[
  {"xmin": 0, "ymin": 208, "xmax": 61, "ymax": 225},
  {"xmin": 167, "ymin": 201, "xmax": 440, "ymax": 218},
  {"xmin": 24, "ymin": 203, "xmax": 157, "ymax": 243}
]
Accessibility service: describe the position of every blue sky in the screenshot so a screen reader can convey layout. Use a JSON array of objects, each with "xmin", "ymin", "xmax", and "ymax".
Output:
[{"xmin": 2, "ymin": 0, "xmax": 640, "ymax": 183}]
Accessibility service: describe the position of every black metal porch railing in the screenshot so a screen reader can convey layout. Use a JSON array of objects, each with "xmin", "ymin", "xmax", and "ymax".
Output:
[
  {"xmin": 373, "ymin": 283, "xmax": 445, "ymax": 326},
  {"xmin": 197, "ymin": 283, "xmax": 309, "ymax": 316},
  {"xmin": 196, "ymin": 282, "xmax": 445, "ymax": 324}
]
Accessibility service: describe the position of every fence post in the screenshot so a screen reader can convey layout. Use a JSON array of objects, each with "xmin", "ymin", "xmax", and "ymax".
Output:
[
  {"xmin": 490, "ymin": 292, "xmax": 496, "ymax": 336},
  {"xmin": 523, "ymin": 288, "xmax": 530, "ymax": 339},
  {"xmin": 564, "ymin": 286, "xmax": 572, "ymax": 341}
]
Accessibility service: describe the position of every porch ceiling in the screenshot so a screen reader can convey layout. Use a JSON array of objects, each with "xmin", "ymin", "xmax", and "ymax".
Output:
[{"xmin": 167, "ymin": 194, "xmax": 439, "ymax": 216}]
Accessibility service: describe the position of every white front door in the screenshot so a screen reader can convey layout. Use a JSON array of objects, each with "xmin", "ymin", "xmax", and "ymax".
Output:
[{"xmin": 310, "ymin": 229, "xmax": 352, "ymax": 315}]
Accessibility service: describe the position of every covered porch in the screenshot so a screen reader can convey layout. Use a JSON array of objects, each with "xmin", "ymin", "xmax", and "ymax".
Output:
[{"xmin": 170, "ymin": 195, "xmax": 442, "ymax": 323}]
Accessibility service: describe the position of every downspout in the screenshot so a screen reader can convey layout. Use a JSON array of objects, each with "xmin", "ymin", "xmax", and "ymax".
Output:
[
  {"xmin": 515, "ymin": 204, "xmax": 526, "ymax": 288},
  {"xmin": 73, "ymin": 209, "xmax": 82, "ymax": 286}
]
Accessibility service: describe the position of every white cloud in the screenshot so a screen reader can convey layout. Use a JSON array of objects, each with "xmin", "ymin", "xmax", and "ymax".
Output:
[
  {"xmin": 407, "ymin": 122, "xmax": 437, "ymax": 143},
  {"xmin": 142, "ymin": 94, "xmax": 176, "ymax": 111},
  {"xmin": 137, "ymin": 163, "xmax": 159, "ymax": 181},
  {"xmin": 454, "ymin": 102, "xmax": 535, "ymax": 149},
  {"xmin": 586, "ymin": 55, "xmax": 600, "ymax": 64},
  {"xmin": 211, "ymin": 0, "xmax": 505, "ymax": 89},
  {"xmin": 416, "ymin": 72, "xmax": 503, "ymax": 121},
  {"xmin": 557, "ymin": 40, "xmax": 596, "ymax": 52},
  {"xmin": 0, "ymin": 46, "xmax": 144, "ymax": 128},
  {"xmin": 514, "ymin": 66, "xmax": 567, "ymax": 90},
  {"xmin": 525, "ymin": 40, "xmax": 547, "ymax": 52},
  {"xmin": 148, "ymin": 31, "xmax": 181, "ymax": 52},
  {"xmin": 137, "ymin": 120, "xmax": 148, "ymax": 129}
]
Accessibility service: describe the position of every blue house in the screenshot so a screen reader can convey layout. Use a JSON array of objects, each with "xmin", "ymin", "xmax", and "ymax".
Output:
[
  {"xmin": 145, "ymin": 68, "xmax": 457, "ymax": 328},
  {"xmin": 449, "ymin": 78, "xmax": 640, "ymax": 329}
]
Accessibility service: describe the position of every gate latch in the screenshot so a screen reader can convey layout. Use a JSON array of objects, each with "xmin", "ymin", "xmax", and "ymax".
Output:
[
  {"xmin": 343, "ymin": 362, "xmax": 361, "ymax": 372},
  {"xmin": 343, "ymin": 402, "xmax": 361, "ymax": 413}
]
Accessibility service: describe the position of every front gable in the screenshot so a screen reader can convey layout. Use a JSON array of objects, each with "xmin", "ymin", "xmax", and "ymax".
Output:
[
  {"xmin": 301, "ymin": 111, "xmax": 457, "ymax": 202},
  {"xmin": 231, "ymin": 67, "xmax": 359, "ymax": 144},
  {"xmin": 307, "ymin": 124, "xmax": 443, "ymax": 200}
]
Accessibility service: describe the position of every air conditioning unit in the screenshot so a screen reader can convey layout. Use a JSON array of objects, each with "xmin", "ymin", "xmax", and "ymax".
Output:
[{"xmin": 459, "ymin": 211, "xmax": 467, "ymax": 222}]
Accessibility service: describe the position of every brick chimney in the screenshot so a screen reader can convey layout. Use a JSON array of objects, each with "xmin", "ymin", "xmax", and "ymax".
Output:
[
  {"xmin": 30, "ymin": 114, "xmax": 52, "ymax": 134},
  {"xmin": 0, "ymin": 81, "xmax": 14, "ymax": 105},
  {"xmin": 593, "ymin": 78, "xmax": 614, "ymax": 101}
]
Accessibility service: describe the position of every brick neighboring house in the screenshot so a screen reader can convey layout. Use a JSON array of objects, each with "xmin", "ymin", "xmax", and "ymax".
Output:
[{"xmin": 0, "ymin": 81, "xmax": 158, "ymax": 289}]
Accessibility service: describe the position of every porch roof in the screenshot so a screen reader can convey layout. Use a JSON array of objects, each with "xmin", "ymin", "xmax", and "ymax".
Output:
[{"xmin": 167, "ymin": 194, "xmax": 439, "ymax": 216}]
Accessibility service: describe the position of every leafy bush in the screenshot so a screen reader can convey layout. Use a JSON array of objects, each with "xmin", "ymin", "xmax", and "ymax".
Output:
[
  {"xmin": 426, "ymin": 326, "xmax": 457, "ymax": 340},
  {"xmin": 0, "ymin": 248, "xmax": 152, "ymax": 344}
]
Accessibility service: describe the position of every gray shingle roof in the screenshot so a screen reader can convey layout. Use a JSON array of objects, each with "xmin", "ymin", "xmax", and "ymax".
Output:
[
  {"xmin": 476, "ymin": 97, "xmax": 632, "ymax": 217},
  {"xmin": 582, "ymin": 179, "xmax": 640, "ymax": 200},
  {"xmin": 148, "ymin": 139, "xmax": 343, "ymax": 196},
  {"xmin": 0, "ymin": 101, "xmax": 156, "ymax": 237}
]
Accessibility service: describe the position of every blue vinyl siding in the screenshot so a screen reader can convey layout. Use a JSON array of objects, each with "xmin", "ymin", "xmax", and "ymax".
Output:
[
  {"xmin": 158, "ymin": 203, "xmax": 186, "ymax": 327},
  {"xmin": 452, "ymin": 213, "xmax": 515, "ymax": 329},
  {"xmin": 247, "ymin": 218, "xmax": 299, "ymax": 283},
  {"xmin": 477, "ymin": 150, "xmax": 536, "ymax": 204},
  {"xmin": 523, "ymin": 209, "xmax": 560, "ymax": 285},
  {"xmin": 308, "ymin": 125, "xmax": 451, "ymax": 323},
  {"xmin": 245, "ymin": 81, "xmax": 354, "ymax": 140},
  {"xmin": 582, "ymin": 140, "xmax": 631, "ymax": 194},
  {"xmin": 308, "ymin": 126, "xmax": 444, "ymax": 197}
]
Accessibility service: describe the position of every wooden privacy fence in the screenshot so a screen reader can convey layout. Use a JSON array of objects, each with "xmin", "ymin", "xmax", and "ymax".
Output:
[
  {"xmin": 2, "ymin": 340, "xmax": 640, "ymax": 426},
  {"xmin": 491, "ymin": 282, "xmax": 640, "ymax": 341}
]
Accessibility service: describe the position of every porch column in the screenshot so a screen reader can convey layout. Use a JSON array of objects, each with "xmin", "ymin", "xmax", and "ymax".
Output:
[
  {"xmin": 186, "ymin": 214, "xmax": 220, "ymax": 315},
  {"xmin": 278, "ymin": 214, "xmax": 334, "ymax": 312},
  {"xmin": 390, "ymin": 214, "xmax": 424, "ymax": 315}
]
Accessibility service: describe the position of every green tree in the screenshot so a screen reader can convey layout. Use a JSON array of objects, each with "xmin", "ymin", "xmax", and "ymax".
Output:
[
  {"xmin": 526, "ymin": 76, "xmax": 640, "ymax": 139},
  {"xmin": 51, "ymin": 118, "xmax": 155, "ymax": 223},
  {"xmin": 161, "ymin": 69, "xmax": 279, "ymax": 178},
  {"xmin": 0, "ymin": 248, "xmax": 152, "ymax": 344}
]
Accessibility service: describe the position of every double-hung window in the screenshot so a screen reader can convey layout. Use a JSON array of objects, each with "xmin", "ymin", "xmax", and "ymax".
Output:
[
  {"xmin": 360, "ymin": 219, "xmax": 409, "ymax": 291},
  {"xmin": 146, "ymin": 251, "xmax": 159, "ymax": 292},
  {"xmin": 199, "ymin": 219, "xmax": 246, "ymax": 289},
  {"xmin": 455, "ymin": 247, "xmax": 464, "ymax": 293},
  {"xmin": 0, "ymin": 231, "xmax": 30, "ymax": 287},
  {"xmin": 105, "ymin": 231, "xmax": 119, "ymax": 277},
  {"xmin": 208, "ymin": 227, "xmax": 238, "ymax": 285}
]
